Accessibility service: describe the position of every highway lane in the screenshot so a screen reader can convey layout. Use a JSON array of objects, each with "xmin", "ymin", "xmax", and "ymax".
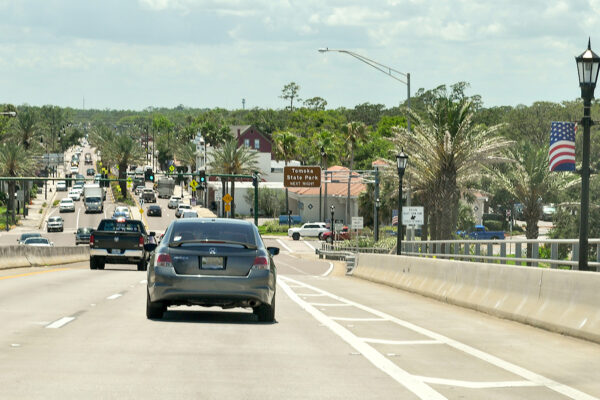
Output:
[{"xmin": 0, "ymin": 251, "xmax": 599, "ymax": 399}]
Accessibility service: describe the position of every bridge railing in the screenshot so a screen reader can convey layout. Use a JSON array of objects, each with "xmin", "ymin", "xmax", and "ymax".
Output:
[{"xmin": 322, "ymin": 238, "xmax": 600, "ymax": 271}]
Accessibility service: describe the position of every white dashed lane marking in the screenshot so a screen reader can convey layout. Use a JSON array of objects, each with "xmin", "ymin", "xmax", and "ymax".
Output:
[
  {"xmin": 106, "ymin": 294, "xmax": 122, "ymax": 300},
  {"xmin": 46, "ymin": 317, "xmax": 76, "ymax": 329}
]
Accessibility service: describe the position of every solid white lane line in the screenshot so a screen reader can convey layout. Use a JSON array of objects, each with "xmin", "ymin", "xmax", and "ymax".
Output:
[
  {"xmin": 76, "ymin": 207, "xmax": 81, "ymax": 229},
  {"xmin": 281, "ymin": 276, "xmax": 598, "ymax": 400},
  {"xmin": 330, "ymin": 317, "xmax": 387, "ymax": 322},
  {"xmin": 321, "ymin": 262, "xmax": 334, "ymax": 277},
  {"xmin": 304, "ymin": 240, "xmax": 316, "ymax": 251},
  {"xmin": 106, "ymin": 293, "xmax": 122, "ymax": 300},
  {"xmin": 361, "ymin": 338, "xmax": 442, "ymax": 346},
  {"xmin": 297, "ymin": 293, "xmax": 326, "ymax": 297},
  {"xmin": 276, "ymin": 239, "xmax": 293, "ymax": 253},
  {"xmin": 415, "ymin": 376, "xmax": 540, "ymax": 389},
  {"xmin": 140, "ymin": 280, "xmax": 148, "ymax": 284},
  {"xmin": 309, "ymin": 303, "xmax": 352, "ymax": 307},
  {"xmin": 46, "ymin": 317, "xmax": 76, "ymax": 329},
  {"xmin": 278, "ymin": 278, "xmax": 446, "ymax": 400}
]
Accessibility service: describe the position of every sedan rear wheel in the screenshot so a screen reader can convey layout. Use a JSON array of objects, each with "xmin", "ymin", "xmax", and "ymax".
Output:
[
  {"xmin": 254, "ymin": 294, "xmax": 275, "ymax": 322},
  {"xmin": 146, "ymin": 290, "xmax": 164, "ymax": 319}
]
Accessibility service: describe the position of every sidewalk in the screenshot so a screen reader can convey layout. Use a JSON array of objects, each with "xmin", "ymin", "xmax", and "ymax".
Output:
[{"xmin": 11, "ymin": 182, "xmax": 57, "ymax": 233}]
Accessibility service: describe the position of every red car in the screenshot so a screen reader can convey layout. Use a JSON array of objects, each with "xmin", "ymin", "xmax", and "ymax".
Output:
[{"xmin": 321, "ymin": 226, "xmax": 350, "ymax": 243}]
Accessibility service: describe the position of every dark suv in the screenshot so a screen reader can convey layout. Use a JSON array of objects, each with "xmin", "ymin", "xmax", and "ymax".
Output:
[{"xmin": 75, "ymin": 227, "xmax": 93, "ymax": 245}]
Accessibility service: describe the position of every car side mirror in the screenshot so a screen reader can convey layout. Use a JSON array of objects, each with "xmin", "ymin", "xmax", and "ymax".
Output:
[
  {"xmin": 144, "ymin": 243, "xmax": 157, "ymax": 252},
  {"xmin": 267, "ymin": 247, "xmax": 280, "ymax": 256}
]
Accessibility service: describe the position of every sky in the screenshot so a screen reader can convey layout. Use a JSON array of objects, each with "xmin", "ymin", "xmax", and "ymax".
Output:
[{"xmin": 1, "ymin": 0, "xmax": 599, "ymax": 111}]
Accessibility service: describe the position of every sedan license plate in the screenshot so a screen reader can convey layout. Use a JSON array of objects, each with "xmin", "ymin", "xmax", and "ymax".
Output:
[
  {"xmin": 110, "ymin": 249, "xmax": 121, "ymax": 254},
  {"xmin": 200, "ymin": 256, "xmax": 225, "ymax": 270}
]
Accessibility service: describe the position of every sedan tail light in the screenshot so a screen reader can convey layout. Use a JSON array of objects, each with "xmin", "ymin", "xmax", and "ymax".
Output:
[
  {"xmin": 139, "ymin": 235, "xmax": 144, "ymax": 248},
  {"xmin": 252, "ymin": 256, "xmax": 269, "ymax": 270},
  {"xmin": 89, "ymin": 234, "xmax": 94, "ymax": 246},
  {"xmin": 156, "ymin": 253, "xmax": 173, "ymax": 268}
]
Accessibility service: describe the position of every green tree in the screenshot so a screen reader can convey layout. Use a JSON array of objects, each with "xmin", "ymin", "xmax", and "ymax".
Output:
[
  {"xmin": 0, "ymin": 142, "xmax": 36, "ymax": 222},
  {"xmin": 14, "ymin": 107, "xmax": 39, "ymax": 150},
  {"xmin": 280, "ymin": 82, "xmax": 301, "ymax": 111},
  {"xmin": 394, "ymin": 98, "xmax": 511, "ymax": 239},
  {"xmin": 272, "ymin": 131, "xmax": 298, "ymax": 216},
  {"xmin": 208, "ymin": 139, "xmax": 260, "ymax": 217},
  {"xmin": 303, "ymin": 96, "xmax": 327, "ymax": 111},
  {"xmin": 343, "ymin": 122, "xmax": 368, "ymax": 223}
]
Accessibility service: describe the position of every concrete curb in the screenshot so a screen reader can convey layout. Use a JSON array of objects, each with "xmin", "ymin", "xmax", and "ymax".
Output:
[
  {"xmin": 353, "ymin": 254, "xmax": 600, "ymax": 344},
  {"xmin": 0, "ymin": 246, "xmax": 89, "ymax": 269}
]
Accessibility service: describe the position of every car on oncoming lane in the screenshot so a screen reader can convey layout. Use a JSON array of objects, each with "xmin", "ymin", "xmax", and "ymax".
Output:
[
  {"xmin": 287, "ymin": 222, "xmax": 329, "ymax": 241},
  {"xmin": 146, "ymin": 218, "xmax": 279, "ymax": 321},
  {"xmin": 22, "ymin": 237, "xmax": 54, "ymax": 246},
  {"xmin": 17, "ymin": 232, "xmax": 42, "ymax": 244},
  {"xmin": 56, "ymin": 181, "xmax": 67, "ymax": 191},
  {"xmin": 47, "ymin": 216, "xmax": 64, "ymax": 232}
]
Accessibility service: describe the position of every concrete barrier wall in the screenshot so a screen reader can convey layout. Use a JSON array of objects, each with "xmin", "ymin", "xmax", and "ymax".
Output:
[
  {"xmin": 0, "ymin": 246, "xmax": 89, "ymax": 269},
  {"xmin": 353, "ymin": 254, "xmax": 600, "ymax": 343}
]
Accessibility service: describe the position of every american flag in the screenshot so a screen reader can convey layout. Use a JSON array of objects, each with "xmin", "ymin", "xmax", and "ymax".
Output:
[{"xmin": 549, "ymin": 122, "xmax": 576, "ymax": 172}]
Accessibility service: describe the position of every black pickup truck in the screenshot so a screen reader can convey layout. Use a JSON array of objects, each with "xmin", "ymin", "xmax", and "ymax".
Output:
[{"xmin": 89, "ymin": 219, "xmax": 157, "ymax": 271}]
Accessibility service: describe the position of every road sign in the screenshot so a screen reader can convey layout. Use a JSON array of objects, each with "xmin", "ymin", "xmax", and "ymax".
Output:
[
  {"xmin": 283, "ymin": 166, "xmax": 321, "ymax": 188},
  {"xmin": 127, "ymin": 177, "xmax": 132, "ymax": 183},
  {"xmin": 223, "ymin": 193, "xmax": 232, "ymax": 203},
  {"xmin": 402, "ymin": 206, "xmax": 424, "ymax": 226},
  {"xmin": 139, "ymin": 209, "xmax": 144, "ymax": 214},
  {"xmin": 224, "ymin": 204, "xmax": 231, "ymax": 212},
  {"xmin": 215, "ymin": 193, "xmax": 222, "ymax": 202},
  {"xmin": 334, "ymin": 223, "xmax": 344, "ymax": 231},
  {"xmin": 351, "ymin": 216, "xmax": 364, "ymax": 230},
  {"xmin": 190, "ymin": 179, "xmax": 198, "ymax": 189},
  {"xmin": 102, "ymin": 168, "xmax": 107, "ymax": 174},
  {"xmin": 169, "ymin": 165, "xmax": 175, "ymax": 173}
]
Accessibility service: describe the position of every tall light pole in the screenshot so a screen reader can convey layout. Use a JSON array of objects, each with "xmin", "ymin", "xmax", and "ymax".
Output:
[
  {"xmin": 396, "ymin": 151, "xmax": 408, "ymax": 255},
  {"xmin": 318, "ymin": 48, "xmax": 411, "ymax": 134},
  {"xmin": 199, "ymin": 135, "xmax": 208, "ymax": 208},
  {"xmin": 575, "ymin": 39, "xmax": 600, "ymax": 271},
  {"xmin": 330, "ymin": 204, "xmax": 335, "ymax": 241},
  {"xmin": 320, "ymin": 146, "xmax": 326, "ymax": 221}
]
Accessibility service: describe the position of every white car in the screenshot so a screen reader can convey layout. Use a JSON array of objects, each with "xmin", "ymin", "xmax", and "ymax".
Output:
[
  {"xmin": 47, "ymin": 216, "xmax": 64, "ymax": 232},
  {"xmin": 113, "ymin": 206, "xmax": 131, "ymax": 219},
  {"xmin": 181, "ymin": 210, "xmax": 198, "ymax": 218},
  {"xmin": 56, "ymin": 181, "xmax": 67, "ymax": 191},
  {"xmin": 68, "ymin": 189, "xmax": 81, "ymax": 201},
  {"xmin": 168, "ymin": 196, "xmax": 182, "ymax": 209},
  {"xmin": 288, "ymin": 222, "xmax": 329, "ymax": 241},
  {"xmin": 22, "ymin": 237, "xmax": 54, "ymax": 247},
  {"xmin": 59, "ymin": 198, "xmax": 75, "ymax": 212},
  {"xmin": 70, "ymin": 166, "xmax": 79, "ymax": 174},
  {"xmin": 175, "ymin": 204, "xmax": 192, "ymax": 218}
]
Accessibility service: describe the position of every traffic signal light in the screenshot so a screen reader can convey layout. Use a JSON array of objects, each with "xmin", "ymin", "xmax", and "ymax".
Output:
[
  {"xmin": 149, "ymin": 174, "xmax": 154, "ymax": 182},
  {"xmin": 199, "ymin": 170, "xmax": 206, "ymax": 184},
  {"xmin": 252, "ymin": 174, "xmax": 258, "ymax": 187}
]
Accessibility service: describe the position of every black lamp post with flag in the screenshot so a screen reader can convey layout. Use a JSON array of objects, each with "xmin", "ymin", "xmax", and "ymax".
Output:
[{"xmin": 575, "ymin": 39, "xmax": 600, "ymax": 271}]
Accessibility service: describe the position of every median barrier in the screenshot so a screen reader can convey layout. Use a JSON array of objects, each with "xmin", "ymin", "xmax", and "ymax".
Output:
[
  {"xmin": 0, "ymin": 246, "xmax": 89, "ymax": 269},
  {"xmin": 353, "ymin": 254, "xmax": 600, "ymax": 343}
]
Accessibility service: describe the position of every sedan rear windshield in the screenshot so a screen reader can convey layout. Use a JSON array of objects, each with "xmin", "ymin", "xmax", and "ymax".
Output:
[{"xmin": 171, "ymin": 222, "xmax": 256, "ymax": 246}]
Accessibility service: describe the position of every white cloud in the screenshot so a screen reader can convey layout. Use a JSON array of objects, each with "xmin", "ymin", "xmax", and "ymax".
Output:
[{"xmin": 323, "ymin": 6, "xmax": 390, "ymax": 27}]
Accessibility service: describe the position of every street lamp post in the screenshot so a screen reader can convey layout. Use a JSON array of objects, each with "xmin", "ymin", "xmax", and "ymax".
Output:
[
  {"xmin": 318, "ymin": 48, "xmax": 411, "ymax": 134},
  {"xmin": 375, "ymin": 197, "xmax": 381, "ymax": 243},
  {"xmin": 374, "ymin": 167, "xmax": 380, "ymax": 242},
  {"xmin": 575, "ymin": 39, "xmax": 600, "ymax": 271},
  {"xmin": 320, "ymin": 146, "xmax": 326, "ymax": 221},
  {"xmin": 330, "ymin": 205, "xmax": 335, "ymax": 241},
  {"xmin": 199, "ymin": 135, "xmax": 208, "ymax": 207},
  {"xmin": 396, "ymin": 151, "xmax": 408, "ymax": 255}
]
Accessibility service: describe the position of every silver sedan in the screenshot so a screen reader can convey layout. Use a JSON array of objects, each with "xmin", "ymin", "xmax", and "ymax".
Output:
[{"xmin": 146, "ymin": 218, "xmax": 278, "ymax": 322}]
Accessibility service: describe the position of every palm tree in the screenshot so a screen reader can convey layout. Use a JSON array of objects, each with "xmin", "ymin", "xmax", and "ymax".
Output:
[
  {"xmin": 14, "ymin": 107, "xmax": 39, "ymax": 150},
  {"xmin": 489, "ymin": 143, "xmax": 577, "ymax": 240},
  {"xmin": 0, "ymin": 142, "xmax": 36, "ymax": 224},
  {"xmin": 90, "ymin": 125, "xmax": 144, "ymax": 196},
  {"xmin": 208, "ymin": 139, "xmax": 260, "ymax": 217},
  {"xmin": 393, "ymin": 100, "xmax": 512, "ymax": 239},
  {"xmin": 343, "ymin": 122, "xmax": 368, "ymax": 224},
  {"xmin": 176, "ymin": 142, "xmax": 197, "ymax": 173},
  {"xmin": 272, "ymin": 131, "xmax": 298, "ymax": 218}
]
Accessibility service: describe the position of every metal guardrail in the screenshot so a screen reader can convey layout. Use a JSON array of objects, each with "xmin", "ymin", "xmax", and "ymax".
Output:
[{"xmin": 321, "ymin": 238, "xmax": 600, "ymax": 272}]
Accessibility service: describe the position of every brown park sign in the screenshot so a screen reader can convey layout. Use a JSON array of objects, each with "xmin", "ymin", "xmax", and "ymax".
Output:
[{"xmin": 284, "ymin": 166, "xmax": 321, "ymax": 188}]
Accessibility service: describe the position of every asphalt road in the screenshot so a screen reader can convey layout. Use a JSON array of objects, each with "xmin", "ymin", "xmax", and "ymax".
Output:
[{"xmin": 1, "ymin": 240, "xmax": 599, "ymax": 399}]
